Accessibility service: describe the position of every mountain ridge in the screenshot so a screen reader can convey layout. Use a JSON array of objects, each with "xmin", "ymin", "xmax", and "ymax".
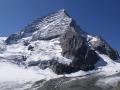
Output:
[
  {"xmin": 2, "ymin": 9, "xmax": 119, "ymax": 74},
  {"xmin": 0, "ymin": 9, "xmax": 120, "ymax": 90}
]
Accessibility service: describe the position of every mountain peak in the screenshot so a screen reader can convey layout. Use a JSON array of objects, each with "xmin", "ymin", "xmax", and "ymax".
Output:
[
  {"xmin": 6, "ymin": 9, "xmax": 73, "ymax": 44},
  {"xmin": 58, "ymin": 9, "xmax": 71, "ymax": 17},
  {"xmin": 59, "ymin": 9, "xmax": 65, "ymax": 12},
  {"xmin": 5, "ymin": 9, "xmax": 119, "ymax": 60},
  {"xmin": 56, "ymin": 9, "xmax": 68, "ymax": 15},
  {"xmin": 1, "ymin": 9, "xmax": 120, "ymax": 90}
]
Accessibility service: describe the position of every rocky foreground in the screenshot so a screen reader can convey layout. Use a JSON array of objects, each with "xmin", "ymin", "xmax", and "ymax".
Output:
[{"xmin": 29, "ymin": 74, "xmax": 120, "ymax": 90}]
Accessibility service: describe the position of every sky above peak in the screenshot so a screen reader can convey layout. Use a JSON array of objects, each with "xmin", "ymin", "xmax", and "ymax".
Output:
[{"xmin": 0, "ymin": 0, "xmax": 120, "ymax": 52}]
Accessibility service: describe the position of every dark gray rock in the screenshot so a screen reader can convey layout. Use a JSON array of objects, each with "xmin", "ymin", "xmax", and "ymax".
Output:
[
  {"xmin": 28, "ymin": 50, "xmax": 98, "ymax": 74},
  {"xmin": 5, "ymin": 33, "xmax": 22, "ymax": 44},
  {"xmin": 28, "ymin": 60, "xmax": 71, "ymax": 74},
  {"xmin": 58, "ymin": 20, "xmax": 99, "ymax": 73},
  {"xmin": 28, "ymin": 60, "xmax": 41, "ymax": 67},
  {"xmin": 89, "ymin": 36, "xmax": 119, "ymax": 60},
  {"xmin": 4, "ymin": 55, "xmax": 26, "ymax": 65},
  {"xmin": 29, "ymin": 73, "xmax": 120, "ymax": 90},
  {"xmin": 23, "ymin": 40, "xmax": 30, "ymax": 46},
  {"xmin": 28, "ymin": 45, "xmax": 34, "ymax": 51}
]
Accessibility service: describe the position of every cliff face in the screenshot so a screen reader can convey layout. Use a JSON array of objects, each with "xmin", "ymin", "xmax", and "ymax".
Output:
[{"xmin": 4, "ymin": 9, "xmax": 119, "ymax": 74}]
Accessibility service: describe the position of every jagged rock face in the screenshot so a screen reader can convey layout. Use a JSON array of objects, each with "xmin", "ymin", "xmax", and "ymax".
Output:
[
  {"xmin": 4, "ymin": 9, "xmax": 119, "ymax": 74},
  {"xmin": 6, "ymin": 9, "xmax": 72, "ymax": 44},
  {"xmin": 0, "ymin": 38, "xmax": 6, "ymax": 53},
  {"xmin": 59, "ymin": 23, "xmax": 99, "ymax": 73},
  {"xmin": 60, "ymin": 23, "xmax": 83, "ymax": 59},
  {"xmin": 30, "ymin": 74, "xmax": 120, "ymax": 90},
  {"xmin": 88, "ymin": 36, "xmax": 119, "ymax": 60}
]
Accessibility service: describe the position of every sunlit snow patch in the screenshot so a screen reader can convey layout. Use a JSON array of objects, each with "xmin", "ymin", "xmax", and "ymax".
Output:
[{"xmin": 0, "ymin": 62, "xmax": 59, "ymax": 83}]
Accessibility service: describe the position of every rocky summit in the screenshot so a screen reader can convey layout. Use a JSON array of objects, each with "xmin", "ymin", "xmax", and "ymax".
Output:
[
  {"xmin": 5, "ymin": 9, "xmax": 119, "ymax": 74},
  {"xmin": 0, "ymin": 9, "xmax": 120, "ymax": 90}
]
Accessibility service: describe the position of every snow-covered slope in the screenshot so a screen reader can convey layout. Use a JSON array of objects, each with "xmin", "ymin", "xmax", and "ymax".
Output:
[{"xmin": 0, "ymin": 9, "xmax": 120, "ymax": 90}]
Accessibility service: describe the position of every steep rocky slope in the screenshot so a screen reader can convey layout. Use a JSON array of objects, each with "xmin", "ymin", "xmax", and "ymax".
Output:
[
  {"xmin": 0, "ymin": 9, "xmax": 120, "ymax": 90},
  {"xmin": 4, "ymin": 9, "xmax": 119, "ymax": 74}
]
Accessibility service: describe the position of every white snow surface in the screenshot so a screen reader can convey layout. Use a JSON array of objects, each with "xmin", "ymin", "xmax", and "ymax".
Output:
[
  {"xmin": 0, "ymin": 34, "xmax": 120, "ymax": 89},
  {"xmin": 0, "ymin": 10, "xmax": 120, "ymax": 89},
  {"xmin": 0, "ymin": 62, "xmax": 61, "ymax": 90},
  {"xmin": 95, "ymin": 52, "xmax": 120, "ymax": 76},
  {"xmin": 66, "ymin": 52, "xmax": 120, "ymax": 78},
  {"xmin": 0, "ymin": 37, "xmax": 69, "ymax": 83},
  {"xmin": 0, "ymin": 38, "xmax": 72, "ymax": 64},
  {"xmin": 0, "ymin": 35, "xmax": 120, "ymax": 82},
  {"xmin": 0, "ymin": 62, "xmax": 58, "ymax": 82}
]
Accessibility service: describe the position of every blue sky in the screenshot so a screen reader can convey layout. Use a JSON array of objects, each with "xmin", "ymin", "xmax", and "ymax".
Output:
[{"xmin": 0, "ymin": 0, "xmax": 120, "ymax": 52}]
